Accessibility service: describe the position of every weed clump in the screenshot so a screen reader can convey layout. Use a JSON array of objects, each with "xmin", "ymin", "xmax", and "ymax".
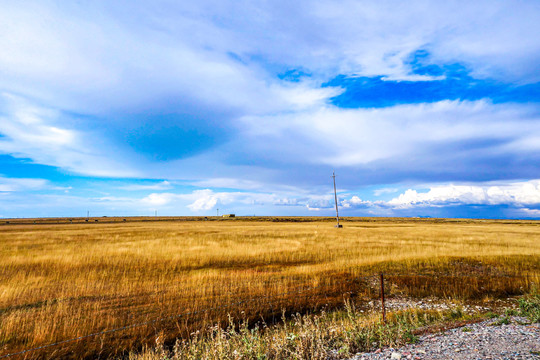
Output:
[{"xmin": 518, "ymin": 288, "xmax": 540, "ymax": 322}]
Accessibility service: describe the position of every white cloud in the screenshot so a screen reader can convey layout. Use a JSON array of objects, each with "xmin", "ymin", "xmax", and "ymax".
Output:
[
  {"xmin": 3, "ymin": 178, "xmax": 540, "ymax": 218},
  {"xmin": 139, "ymin": 189, "xmax": 274, "ymax": 211},
  {"xmin": 342, "ymin": 196, "xmax": 372, "ymax": 208},
  {"xmin": 192, "ymin": 178, "xmax": 310, "ymax": 194},
  {"xmin": 0, "ymin": 0, "xmax": 537, "ymax": 119},
  {"xmin": 140, "ymin": 193, "xmax": 178, "ymax": 206},
  {"xmin": 186, "ymin": 190, "xmax": 220, "ymax": 211},
  {"xmin": 0, "ymin": 93, "xmax": 137, "ymax": 177},
  {"xmin": 185, "ymin": 189, "xmax": 287, "ymax": 212},
  {"xmin": 120, "ymin": 181, "xmax": 173, "ymax": 191},
  {"xmin": 138, "ymin": 189, "xmax": 336, "ymax": 213},
  {"xmin": 331, "ymin": 180, "xmax": 540, "ymax": 218},
  {"xmin": 373, "ymin": 188, "xmax": 399, "ymax": 196},
  {"xmin": 0, "ymin": 176, "xmax": 48, "ymax": 192},
  {"xmin": 521, "ymin": 208, "xmax": 540, "ymax": 217},
  {"xmin": 237, "ymin": 100, "xmax": 540, "ymax": 167},
  {"xmin": 388, "ymin": 180, "xmax": 540, "ymax": 208},
  {"xmin": 0, "ymin": 1, "xmax": 538, "ymax": 185},
  {"xmin": 0, "ymin": 1, "xmax": 345, "ymax": 117},
  {"xmin": 193, "ymin": 178, "xmax": 268, "ymax": 191}
]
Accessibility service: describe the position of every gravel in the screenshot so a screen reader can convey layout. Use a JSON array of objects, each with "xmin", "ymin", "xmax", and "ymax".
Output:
[
  {"xmin": 351, "ymin": 316, "xmax": 540, "ymax": 360},
  {"xmin": 365, "ymin": 297, "xmax": 516, "ymax": 315}
]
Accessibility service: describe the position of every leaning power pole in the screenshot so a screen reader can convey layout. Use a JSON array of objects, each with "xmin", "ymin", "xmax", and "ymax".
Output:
[{"xmin": 332, "ymin": 171, "xmax": 343, "ymax": 228}]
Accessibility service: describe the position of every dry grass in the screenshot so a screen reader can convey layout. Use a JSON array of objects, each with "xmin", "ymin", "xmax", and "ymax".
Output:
[
  {"xmin": 131, "ymin": 290, "xmax": 540, "ymax": 360},
  {"xmin": 128, "ymin": 304, "xmax": 476, "ymax": 360},
  {"xmin": 0, "ymin": 217, "xmax": 539, "ymax": 359}
]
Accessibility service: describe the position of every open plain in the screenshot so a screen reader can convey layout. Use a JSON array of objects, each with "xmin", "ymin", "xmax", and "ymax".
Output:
[{"xmin": 1, "ymin": 217, "xmax": 539, "ymax": 359}]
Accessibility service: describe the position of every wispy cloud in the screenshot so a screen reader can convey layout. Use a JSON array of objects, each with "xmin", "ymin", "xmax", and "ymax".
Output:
[
  {"xmin": 120, "ymin": 181, "xmax": 173, "ymax": 191},
  {"xmin": 234, "ymin": 100, "xmax": 540, "ymax": 181},
  {"xmin": 0, "ymin": 176, "xmax": 48, "ymax": 192},
  {"xmin": 0, "ymin": 93, "xmax": 138, "ymax": 177},
  {"xmin": 373, "ymin": 188, "xmax": 399, "ymax": 196}
]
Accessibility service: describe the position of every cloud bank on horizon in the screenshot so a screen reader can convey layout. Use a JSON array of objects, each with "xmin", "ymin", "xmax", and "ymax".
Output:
[{"xmin": 0, "ymin": 0, "xmax": 539, "ymax": 218}]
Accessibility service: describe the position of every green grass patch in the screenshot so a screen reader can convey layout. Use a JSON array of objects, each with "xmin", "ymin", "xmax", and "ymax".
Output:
[{"xmin": 518, "ymin": 288, "xmax": 540, "ymax": 322}]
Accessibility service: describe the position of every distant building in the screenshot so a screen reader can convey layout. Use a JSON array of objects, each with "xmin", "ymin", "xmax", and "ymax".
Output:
[{"xmin": 222, "ymin": 214, "xmax": 235, "ymax": 218}]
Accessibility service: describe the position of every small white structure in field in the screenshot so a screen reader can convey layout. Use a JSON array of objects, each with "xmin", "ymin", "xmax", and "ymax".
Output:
[{"xmin": 222, "ymin": 214, "xmax": 236, "ymax": 218}]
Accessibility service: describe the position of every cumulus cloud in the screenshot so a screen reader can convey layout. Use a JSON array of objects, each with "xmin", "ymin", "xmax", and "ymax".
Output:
[
  {"xmin": 325, "ymin": 179, "xmax": 540, "ymax": 219},
  {"xmin": 341, "ymin": 196, "xmax": 375, "ymax": 209},
  {"xmin": 187, "ymin": 190, "xmax": 219, "ymax": 211},
  {"xmin": 388, "ymin": 180, "xmax": 540, "ymax": 208},
  {"xmin": 141, "ymin": 193, "xmax": 178, "ymax": 207}
]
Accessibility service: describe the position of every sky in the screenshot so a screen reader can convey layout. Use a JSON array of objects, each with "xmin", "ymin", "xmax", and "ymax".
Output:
[{"xmin": 1, "ymin": 0, "xmax": 540, "ymax": 219}]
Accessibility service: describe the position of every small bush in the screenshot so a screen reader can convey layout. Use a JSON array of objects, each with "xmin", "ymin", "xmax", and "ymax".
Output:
[
  {"xmin": 485, "ymin": 312, "xmax": 498, "ymax": 319},
  {"xmin": 491, "ymin": 316, "xmax": 510, "ymax": 326},
  {"xmin": 449, "ymin": 307, "xmax": 464, "ymax": 320},
  {"xmin": 518, "ymin": 289, "xmax": 540, "ymax": 323}
]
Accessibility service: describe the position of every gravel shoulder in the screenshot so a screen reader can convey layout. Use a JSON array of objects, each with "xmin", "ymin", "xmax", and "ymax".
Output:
[{"xmin": 352, "ymin": 316, "xmax": 540, "ymax": 360}]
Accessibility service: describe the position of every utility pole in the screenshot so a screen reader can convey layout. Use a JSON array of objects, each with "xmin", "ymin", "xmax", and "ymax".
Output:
[
  {"xmin": 217, "ymin": 208, "xmax": 219, "ymax": 217},
  {"xmin": 332, "ymin": 171, "xmax": 342, "ymax": 228},
  {"xmin": 86, "ymin": 210, "xmax": 89, "ymax": 221},
  {"xmin": 155, "ymin": 210, "xmax": 157, "ymax": 217}
]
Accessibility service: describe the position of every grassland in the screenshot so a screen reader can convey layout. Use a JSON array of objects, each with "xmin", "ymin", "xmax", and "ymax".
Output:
[{"xmin": 0, "ymin": 217, "xmax": 539, "ymax": 359}]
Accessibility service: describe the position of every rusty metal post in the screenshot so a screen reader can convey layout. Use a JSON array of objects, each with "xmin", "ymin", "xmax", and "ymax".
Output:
[{"xmin": 380, "ymin": 273, "xmax": 386, "ymax": 323}]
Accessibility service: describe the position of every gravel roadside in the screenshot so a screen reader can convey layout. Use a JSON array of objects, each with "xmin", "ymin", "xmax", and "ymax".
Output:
[{"xmin": 351, "ymin": 316, "xmax": 539, "ymax": 360}]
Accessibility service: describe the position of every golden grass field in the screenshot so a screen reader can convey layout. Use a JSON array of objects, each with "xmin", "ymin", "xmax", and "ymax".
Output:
[{"xmin": 0, "ymin": 217, "xmax": 539, "ymax": 359}]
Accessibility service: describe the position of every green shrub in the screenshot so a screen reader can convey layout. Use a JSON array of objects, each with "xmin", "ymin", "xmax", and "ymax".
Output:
[{"xmin": 518, "ymin": 289, "xmax": 540, "ymax": 323}]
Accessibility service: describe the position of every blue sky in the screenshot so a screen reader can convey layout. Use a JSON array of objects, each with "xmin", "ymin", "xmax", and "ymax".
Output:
[{"xmin": 1, "ymin": 0, "xmax": 540, "ymax": 218}]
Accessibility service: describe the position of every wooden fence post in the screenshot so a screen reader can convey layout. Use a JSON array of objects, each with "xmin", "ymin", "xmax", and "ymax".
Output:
[{"xmin": 380, "ymin": 273, "xmax": 386, "ymax": 323}]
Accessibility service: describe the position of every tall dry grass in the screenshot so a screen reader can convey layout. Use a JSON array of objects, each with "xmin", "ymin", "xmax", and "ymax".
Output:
[{"xmin": 0, "ymin": 218, "xmax": 539, "ymax": 359}]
